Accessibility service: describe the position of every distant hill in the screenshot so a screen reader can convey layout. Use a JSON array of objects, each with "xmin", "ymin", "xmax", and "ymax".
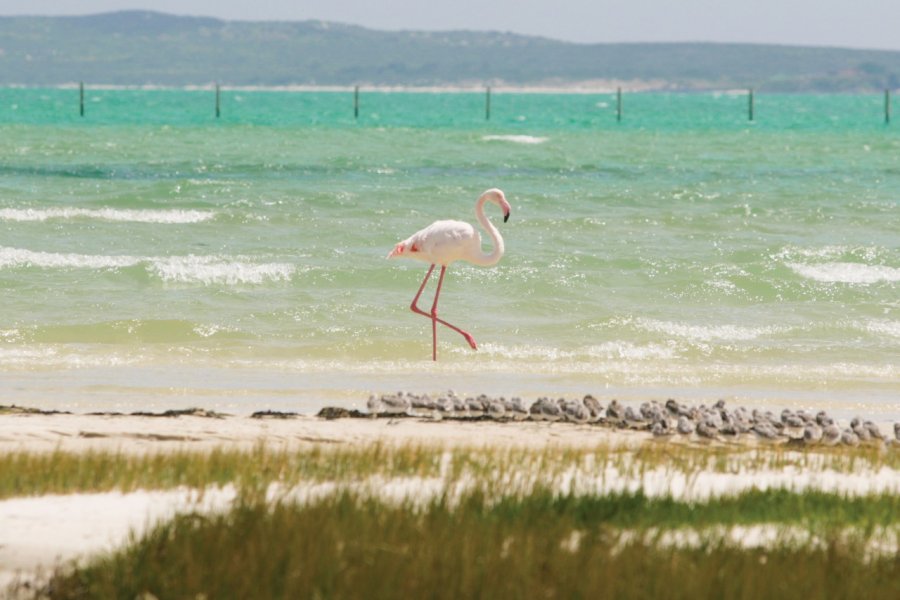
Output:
[{"xmin": 1, "ymin": 10, "xmax": 899, "ymax": 91}]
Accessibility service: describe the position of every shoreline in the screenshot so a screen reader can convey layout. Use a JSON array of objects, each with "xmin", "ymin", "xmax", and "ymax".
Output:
[
  {"xmin": 1, "ymin": 395, "xmax": 898, "ymax": 455},
  {"xmin": 0, "ymin": 410, "xmax": 649, "ymax": 455}
]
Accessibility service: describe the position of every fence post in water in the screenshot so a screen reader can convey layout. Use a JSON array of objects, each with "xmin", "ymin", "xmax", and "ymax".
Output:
[
  {"xmin": 616, "ymin": 87, "xmax": 622, "ymax": 122},
  {"xmin": 485, "ymin": 86, "xmax": 491, "ymax": 121},
  {"xmin": 354, "ymin": 86, "xmax": 359, "ymax": 119},
  {"xmin": 748, "ymin": 88, "xmax": 754, "ymax": 121},
  {"xmin": 886, "ymin": 89, "xmax": 891, "ymax": 124},
  {"xmin": 79, "ymin": 82, "xmax": 84, "ymax": 117},
  {"xmin": 215, "ymin": 83, "xmax": 221, "ymax": 118}
]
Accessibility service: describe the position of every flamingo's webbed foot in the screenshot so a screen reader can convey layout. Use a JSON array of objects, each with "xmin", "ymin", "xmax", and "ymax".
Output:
[{"xmin": 462, "ymin": 332, "xmax": 477, "ymax": 350}]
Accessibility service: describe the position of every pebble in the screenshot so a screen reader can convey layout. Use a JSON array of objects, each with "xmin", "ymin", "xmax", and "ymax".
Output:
[
  {"xmin": 822, "ymin": 424, "xmax": 842, "ymax": 446},
  {"xmin": 583, "ymin": 395, "xmax": 604, "ymax": 422},
  {"xmin": 676, "ymin": 416, "xmax": 695, "ymax": 435},
  {"xmin": 803, "ymin": 423, "xmax": 823, "ymax": 444}
]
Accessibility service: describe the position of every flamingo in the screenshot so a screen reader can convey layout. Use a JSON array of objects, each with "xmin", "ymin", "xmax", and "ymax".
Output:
[{"xmin": 387, "ymin": 188, "xmax": 511, "ymax": 361}]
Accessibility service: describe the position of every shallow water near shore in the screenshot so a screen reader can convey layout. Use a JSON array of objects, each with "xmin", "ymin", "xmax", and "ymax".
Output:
[{"xmin": 0, "ymin": 88, "xmax": 898, "ymax": 416}]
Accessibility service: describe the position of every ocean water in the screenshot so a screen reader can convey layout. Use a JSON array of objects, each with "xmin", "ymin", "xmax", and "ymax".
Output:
[{"xmin": 0, "ymin": 88, "xmax": 898, "ymax": 416}]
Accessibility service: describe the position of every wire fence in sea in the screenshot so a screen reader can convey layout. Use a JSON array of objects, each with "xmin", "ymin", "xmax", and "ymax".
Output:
[{"xmin": 0, "ymin": 84, "xmax": 894, "ymax": 130}]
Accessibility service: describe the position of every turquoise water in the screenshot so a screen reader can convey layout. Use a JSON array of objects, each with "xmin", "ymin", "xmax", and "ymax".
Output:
[{"xmin": 1, "ymin": 88, "xmax": 898, "ymax": 416}]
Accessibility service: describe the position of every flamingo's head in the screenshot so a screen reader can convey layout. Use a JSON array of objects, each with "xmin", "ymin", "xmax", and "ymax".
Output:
[{"xmin": 483, "ymin": 188, "xmax": 511, "ymax": 223}]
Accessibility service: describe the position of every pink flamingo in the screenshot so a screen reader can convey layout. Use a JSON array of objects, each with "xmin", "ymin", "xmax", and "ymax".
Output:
[{"xmin": 388, "ymin": 188, "xmax": 511, "ymax": 361}]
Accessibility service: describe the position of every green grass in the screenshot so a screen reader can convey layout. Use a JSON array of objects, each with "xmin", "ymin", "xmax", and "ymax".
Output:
[
  {"xmin": 26, "ymin": 493, "xmax": 900, "ymax": 600},
  {"xmin": 0, "ymin": 444, "xmax": 444, "ymax": 500},
  {"xmin": 3, "ymin": 443, "xmax": 899, "ymax": 501},
  {"xmin": 496, "ymin": 489, "xmax": 900, "ymax": 529},
  {"xmin": 6, "ymin": 444, "xmax": 900, "ymax": 598}
]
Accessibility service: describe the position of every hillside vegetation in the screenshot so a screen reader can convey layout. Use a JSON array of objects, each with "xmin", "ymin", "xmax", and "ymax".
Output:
[{"xmin": 1, "ymin": 10, "xmax": 899, "ymax": 90}]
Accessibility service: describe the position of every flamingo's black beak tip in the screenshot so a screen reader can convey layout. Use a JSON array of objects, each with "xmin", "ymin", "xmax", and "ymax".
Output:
[{"xmin": 503, "ymin": 211, "xmax": 510, "ymax": 223}]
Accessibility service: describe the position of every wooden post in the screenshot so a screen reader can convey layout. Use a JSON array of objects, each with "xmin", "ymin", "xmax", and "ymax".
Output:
[
  {"xmin": 215, "ymin": 83, "xmax": 221, "ymax": 118},
  {"xmin": 886, "ymin": 89, "xmax": 891, "ymax": 124},
  {"xmin": 616, "ymin": 87, "xmax": 622, "ymax": 122},
  {"xmin": 354, "ymin": 86, "xmax": 359, "ymax": 119},
  {"xmin": 485, "ymin": 86, "xmax": 491, "ymax": 120},
  {"xmin": 79, "ymin": 82, "xmax": 84, "ymax": 117},
  {"xmin": 748, "ymin": 88, "xmax": 755, "ymax": 121}
]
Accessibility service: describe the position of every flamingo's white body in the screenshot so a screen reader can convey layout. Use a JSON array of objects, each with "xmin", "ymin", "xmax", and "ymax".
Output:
[{"xmin": 388, "ymin": 188, "xmax": 511, "ymax": 360}]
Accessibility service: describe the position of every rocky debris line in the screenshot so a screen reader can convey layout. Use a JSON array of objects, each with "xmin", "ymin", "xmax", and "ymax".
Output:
[
  {"xmin": 0, "ymin": 404, "xmax": 72, "ymax": 416},
  {"xmin": 88, "ymin": 408, "xmax": 229, "ymax": 419},
  {"xmin": 314, "ymin": 407, "xmax": 367, "ymax": 420},
  {"xmin": 252, "ymin": 410, "xmax": 301, "ymax": 419},
  {"xmin": 359, "ymin": 392, "xmax": 900, "ymax": 449}
]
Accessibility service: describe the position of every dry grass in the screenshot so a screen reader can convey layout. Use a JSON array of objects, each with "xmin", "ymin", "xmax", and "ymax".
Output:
[
  {"xmin": 3, "ymin": 442, "xmax": 899, "ymax": 500},
  {"xmin": 28, "ymin": 493, "xmax": 900, "ymax": 600},
  {"xmin": 6, "ymin": 443, "xmax": 900, "ymax": 598}
]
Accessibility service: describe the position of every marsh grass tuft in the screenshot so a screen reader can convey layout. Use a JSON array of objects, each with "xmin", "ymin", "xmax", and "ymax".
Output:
[
  {"xmin": 0, "ymin": 443, "xmax": 446, "ymax": 500},
  {"xmin": 4, "ymin": 442, "xmax": 900, "ymax": 501},
  {"xmin": 7, "ymin": 443, "xmax": 900, "ymax": 599},
  {"xmin": 28, "ymin": 493, "xmax": 900, "ymax": 600}
]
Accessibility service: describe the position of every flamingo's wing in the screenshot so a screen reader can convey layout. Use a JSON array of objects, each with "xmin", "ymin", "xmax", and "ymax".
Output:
[{"xmin": 388, "ymin": 220, "xmax": 478, "ymax": 265}]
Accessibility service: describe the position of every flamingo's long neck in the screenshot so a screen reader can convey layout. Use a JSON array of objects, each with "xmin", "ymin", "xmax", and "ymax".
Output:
[{"xmin": 470, "ymin": 192, "xmax": 505, "ymax": 267}]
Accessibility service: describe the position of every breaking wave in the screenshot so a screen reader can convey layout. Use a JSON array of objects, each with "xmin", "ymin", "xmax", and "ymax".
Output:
[
  {"xmin": 0, "ymin": 246, "xmax": 294, "ymax": 285},
  {"xmin": 0, "ymin": 207, "xmax": 216, "ymax": 224}
]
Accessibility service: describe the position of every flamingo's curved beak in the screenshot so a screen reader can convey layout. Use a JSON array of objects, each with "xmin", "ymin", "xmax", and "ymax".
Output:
[{"xmin": 497, "ymin": 192, "xmax": 511, "ymax": 223}]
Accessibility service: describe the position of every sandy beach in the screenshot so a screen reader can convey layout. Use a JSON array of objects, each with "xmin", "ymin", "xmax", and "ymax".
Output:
[
  {"xmin": 4, "ymin": 403, "xmax": 900, "ymax": 592},
  {"xmin": 0, "ymin": 410, "xmax": 644, "ymax": 589},
  {"xmin": 3, "ymin": 15, "xmax": 898, "ymax": 595},
  {"xmin": 0, "ymin": 410, "xmax": 647, "ymax": 455}
]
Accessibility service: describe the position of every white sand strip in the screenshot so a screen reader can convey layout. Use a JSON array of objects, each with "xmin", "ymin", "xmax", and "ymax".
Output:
[
  {"xmin": 0, "ymin": 487, "xmax": 236, "ymax": 590},
  {"xmin": 0, "ymin": 413, "xmax": 647, "ymax": 454},
  {"xmin": 6, "ymin": 460, "xmax": 900, "ymax": 589},
  {"xmin": 3, "ymin": 412, "xmax": 900, "ymax": 589}
]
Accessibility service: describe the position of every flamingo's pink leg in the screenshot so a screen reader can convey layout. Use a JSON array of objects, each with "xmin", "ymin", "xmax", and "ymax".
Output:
[
  {"xmin": 410, "ymin": 264, "xmax": 436, "ymax": 312},
  {"xmin": 430, "ymin": 268, "xmax": 442, "ymax": 360},
  {"xmin": 409, "ymin": 264, "xmax": 478, "ymax": 360}
]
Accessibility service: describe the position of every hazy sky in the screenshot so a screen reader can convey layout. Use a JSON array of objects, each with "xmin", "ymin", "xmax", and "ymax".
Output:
[{"xmin": 3, "ymin": 0, "xmax": 900, "ymax": 51}]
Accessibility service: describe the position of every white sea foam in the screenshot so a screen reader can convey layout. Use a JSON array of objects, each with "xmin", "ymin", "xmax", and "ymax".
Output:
[
  {"xmin": 864, "ymin": 319, "xmax": 900, "ymax": 339},
  {"xmin": 193, "ymin": 324, "xmax": 237, "ymax": 338},
  {"xmin": 635, "ymin": 318, "xmax": 783, "ymax": 342},
  {"xmin": 0, "ymin": 246, "xmax": 294, "ymax": 285},
  {"xmin": 0, "ymin": 207, "xmax": 215, "ymax": 224},
  {"xmin": 149, "ymin": 256, "xmax": 295, "ymax": 285},
  {"xmin": 775, "ymin": 245, "xmax": 883, "ymax": 262},
  {"xmin": 585, "ymin": 342, "xmax": 677, "ymax": 360},
  {"xmin": 0, "ymin": 247, "xmax": 140, "ymax": 270},
  {"xmin": 0, "ymin": 347, "xmax": 57, "ymax": 362},
  {"xmin": 0, "ymin": 346, "xmax": 139, "ymax": 368},
  {"xmin": 477, "ymin": 343, "xmax": 576, "ymax": 361},
  {"xmin": 481, "ymin": 134, "xmax": 548, "ymax": 144},
  {"xmin": 475, "ymin": 341, "xmax": 676, "ymax": 362},
  {"xmin": 788, "ymin": 262, "xmax": 900, "ymax": 284}
]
